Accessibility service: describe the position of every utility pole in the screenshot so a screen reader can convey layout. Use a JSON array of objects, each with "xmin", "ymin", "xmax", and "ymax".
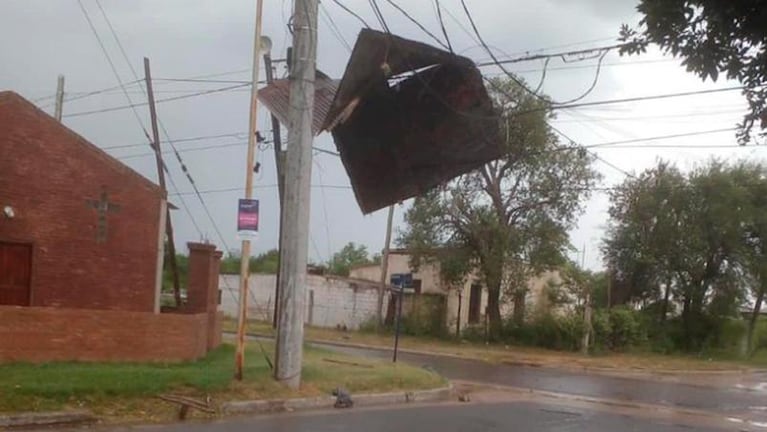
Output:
[
  {"xmin": 54, "ymin": 75, "xmax": 65, "ymax": 121},
  {"xmin": 377, "ymin": 205, "xmax": 395, "ymax": 331},
  {"xmin": 274, "ymin": 0, "xmax": 318, "ymax": 389},
  {"xmin": 235, "ymin": 0, "xmax": 265, "ymax": 381},
  {"xmin": 264, "ymin": 52, "xmax": 286, "ymax": 329},
  {"xmin": 143, "ymin": 58, "xmax": 181, "ymax": 308}
]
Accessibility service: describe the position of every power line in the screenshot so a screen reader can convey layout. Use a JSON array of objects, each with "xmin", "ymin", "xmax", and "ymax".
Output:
[
  {"xmin": 320, "ymin": 2, "xmax": 353, "ymax": 52},
  {"xmin": 476, "ymin": 42, "xmax": 630, "ymax": 67},
  {"xmin": 546, "ymin": 86, "xmax": 746, "ymax": 113},
  {"xmin": 78, "ymin": 0, "xmax": 203, "ymax": 237},
  {"xmin": 368, "ymin": 0, "xmax": 391, "ymax": 33},
  {"xmin": 581, "ymin": 127, "xmax": 740, "ymax": 149},
  {"xmin": 94, "ymin": 0, "xmax": 230, "ymax": 252},
  {"xmin": 75, "ymin": 0, "xmax": 151, "ymax": 139},
  {"xmin": 62, "ymin": 82, "xmax": 250, "ymax": 118},
  {"xmin": 330, "ymin": 0, "xmax": 371, "ymax": 28},
  {"xmin": 153, "ymin": 78, "xmax": 256, "ymax": 84},
  {"xmin": 169, "ymin": 184, "xmax": 354, "ymax": 196},
  {"xmin": 433, "ymin": 0, "xmax": 452, "ymax": 52},
  {"xmin": 380, "ymin": 0, "xmax": 448, "ymax": 50},
  {"xmin": 103, "ymin": 131, "xmax": 249, "ymax": 150}
]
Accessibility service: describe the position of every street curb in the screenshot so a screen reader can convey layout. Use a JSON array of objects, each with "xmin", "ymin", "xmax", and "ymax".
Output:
[
  {"xmin": 220, "ymin": 384, "xmax": 453, "ymax": 415},
  {"xmin": 227, "ymin": 331, "xmax": 760, "ymax": 378},
  {"xmin": 0, "ymin": 410, "xmax": 95, "ymax": 428}
]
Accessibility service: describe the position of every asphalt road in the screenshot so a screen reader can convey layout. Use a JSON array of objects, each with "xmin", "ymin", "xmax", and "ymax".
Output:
[
  {"xmin": 323, "ymin": 343, "xmax": 767, "ymax": 418},
  {"xmin": 106, "ymin": 402, "xmax": 729, "ymax": 432}
]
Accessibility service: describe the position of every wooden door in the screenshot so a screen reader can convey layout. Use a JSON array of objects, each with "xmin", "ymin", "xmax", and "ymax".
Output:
[
  {"xmin": 0, "ymin": 242, "xmax": 32, "ymax": 306},
  {"xmin": 468, "ymin": 284, "xmax": 482, "ymax": 324}
]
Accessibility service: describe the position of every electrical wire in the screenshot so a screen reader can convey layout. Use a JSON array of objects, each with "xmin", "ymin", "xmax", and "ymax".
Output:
[
  {"xmin": 78, "ymin": 0, "xmax": 203, "ymax": 237},
  {"xmin": 75, "ymin": 0, "xmax": 152, "ymax": 140},
  {"xmin": 330, "ymin": 0, "xmax": 371, "ymax": 29},
  {"xmin": 320, "ymin": 2, "xmax": 353, "ymax": 52},
  {"xmin": 475, "ymin": 43, "xmax": 630, "ymax": 67},
  {"xmin": 62, "ymin": 82, "xmax": 251, "ymax": 118},
  {"xmin": 381, "ymin": 0, "xmax": 448, "ymax": 50},
  {"xmin": 433, "ymin": 0, "xmax": 453, "ymax": 52},
  {"xmin": 94, "ymin": 0, "xmax": 231, "ymax": 252},
  {"xmin": 368, "ymin": 0, "xmax": 391, "ymax": 33},
  {"xmin": 555, "ymin": 49, "xmax": 608, "ymax": 105}
]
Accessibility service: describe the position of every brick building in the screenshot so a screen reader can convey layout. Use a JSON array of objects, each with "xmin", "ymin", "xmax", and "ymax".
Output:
[{"xmin": 0, "ymin": 91, "xmax": 222, "ymax": 362}]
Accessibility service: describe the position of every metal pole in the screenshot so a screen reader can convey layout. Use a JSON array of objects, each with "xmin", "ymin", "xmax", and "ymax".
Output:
[
  {"xmin": 393, "ymin": 282, "xmax": 404, "ymax": 363},
  {"xmin": 377, "ymin": 205, "xmax": 394, "ymax": 331},
  {"xmin": 264, "ymin": 52, "xmax": 285, "ymax": 329},
  {"xmin": 274, "ymin": 0, "xmax": 318, "ymax": 389},
  {"xmin": 144, "ymin": 58, "xmax": 180, "ymax": 308},
  {"xmin": 235, "ymin": 0, "xmax": 265, "ymax": 382},
  {"xmin": 54, "ymin": 75, "xmax": 65, "ymax": 121}
]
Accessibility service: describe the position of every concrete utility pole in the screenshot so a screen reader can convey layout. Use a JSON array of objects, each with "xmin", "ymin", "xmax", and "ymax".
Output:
[
  {"xmin": 580, "ymin": 244, "xmax": 592, "ymax": 355},
  {"xmin": 274, "ymin": 0, "xmax": 318, "ymax": 389},
  {"xmin": 235, "ymin": 0, "xmax": 265, "ymax": 381},
  {"xmin": 143, "ymin": 57, "xmax": 181, "ymax": 308},
  {"xmin": 54, "ymin": 75, "xmax": 65, "ymax": 121},
  {"xmin": 264, "ymin": 52, "xmax": 286, "ymax": 329},
  {"xmin": 377, "ymin": 205, "xmax": 395, "ymax": 331}
]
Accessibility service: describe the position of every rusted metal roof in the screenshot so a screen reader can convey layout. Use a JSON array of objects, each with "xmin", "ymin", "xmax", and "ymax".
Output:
[
  {"xmin": 257, "ymin": 70, "xmax": 338, "ymax": 136},
  {"xmin": 323, "ymin": 29, "xmax": 502, "ymax": 214}
]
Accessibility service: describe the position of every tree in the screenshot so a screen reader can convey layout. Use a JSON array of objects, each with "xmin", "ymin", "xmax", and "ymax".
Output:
[
  {"xmin": 219, "ymin": 249, "xmax": 281, "ymax": 274},
  {"xmin": 328, "ymin": 242, "xmax": 375, "ymax": 277},
  {"xmin": 603, "ymin": 159, "xmax": 756, "ymax": 349},
  {"xmin": 399, "ymin": 78, "xmax": 600, "ymax": 338},
  {"xmin": 619, "ymin": 0, "xmax": 767, "ymax": 144},
  {"xmin": 732, "ymin": 162, "xmax": 767, "ymax": 354}
]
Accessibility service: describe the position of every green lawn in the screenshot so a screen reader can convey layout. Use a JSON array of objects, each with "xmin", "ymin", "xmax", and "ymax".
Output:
[
  {"xmin": 224, "ymin": 318, "xmax": 766, "ymax": 373},
  {"xmin": 0, "ymin": 343, "xmax": 444, "ymax": 422}
]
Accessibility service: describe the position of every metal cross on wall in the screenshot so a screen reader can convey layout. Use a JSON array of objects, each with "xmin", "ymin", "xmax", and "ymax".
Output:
[{"xmin": 86, "ymin": 190, "xmax": 121, "ymax": 243}]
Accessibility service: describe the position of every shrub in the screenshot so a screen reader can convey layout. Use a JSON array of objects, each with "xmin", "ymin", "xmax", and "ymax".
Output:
[{"xmin": 504, "ymin": 313, "xmax": 584, "ymax": 351}]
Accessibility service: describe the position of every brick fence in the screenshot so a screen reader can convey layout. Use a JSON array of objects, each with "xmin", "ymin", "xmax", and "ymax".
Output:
[{"xmin": 0, "ymin": 305, "xmax": 223, "ymax": 362}]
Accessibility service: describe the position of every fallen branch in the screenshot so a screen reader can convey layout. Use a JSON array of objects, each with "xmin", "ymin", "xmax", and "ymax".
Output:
[{"xmin": 322, "ymin": 358, "xmax": 375, "ymax": 368}]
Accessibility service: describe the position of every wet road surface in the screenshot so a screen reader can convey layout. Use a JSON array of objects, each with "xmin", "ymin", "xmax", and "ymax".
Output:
[
  {"xmin": 105, "ymin": 402, "xmax": 728, "ymax": 432},
  {"xmin": 323, "ymin": 343, "xmax": 767, "ymax": 418}
]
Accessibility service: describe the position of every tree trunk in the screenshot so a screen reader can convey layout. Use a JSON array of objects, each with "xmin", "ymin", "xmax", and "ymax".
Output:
[
  {"xmin": 682, "ymin": 291, "xmax": 692, "ymax": 333},
  {"xmin": 384, "ymin": 293, "xmax": 397, "ymax": 326},
  {"xmin": 747, "ymin": 287, "xmax": 765, "ymax": 356},
  {"xmin": 512, "ymin": 291, "xmax": 526, "ymax": 325},
  {"xmin": 486, "ymin": 291, "xmax": 502, "ymax": 340},
  {"xmin": 660, "ymin": 277, "xmax": 672, "ymax": 324}
]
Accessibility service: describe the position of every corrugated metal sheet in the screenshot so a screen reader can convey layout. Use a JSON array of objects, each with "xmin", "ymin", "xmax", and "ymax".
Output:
[
  {"xmin": 257, "ymin": 70, "xmax": 338, "ymax": 136},
  {"xmin": 323, "ymin": 29, "xmax": 502, "ymax": 214}
]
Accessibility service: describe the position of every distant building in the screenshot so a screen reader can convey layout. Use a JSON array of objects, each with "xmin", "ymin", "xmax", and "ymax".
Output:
[
  {"xmin": 0, "ymin": 91, "xmax": 222, "ymax": 362},
  {"xmin": 350, "ymin": 249, "xmax": 561, "ymax": 334}
]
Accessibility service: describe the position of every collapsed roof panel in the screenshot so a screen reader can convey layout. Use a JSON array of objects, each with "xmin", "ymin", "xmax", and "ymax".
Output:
[
  {"xmin": 324, "ymin": 29, "xmax": 502, "ymax": 214},
  {"xmin": 257, "ymin": 70, "xmax": 338, "ymax": 136}
]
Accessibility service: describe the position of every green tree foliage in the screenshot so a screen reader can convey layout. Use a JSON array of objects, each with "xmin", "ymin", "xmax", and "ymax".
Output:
[
  {"xmin": 398, "ymin": 78, "xmax": 600, "ymax": 338},
  {"xmin": 327, "ymin": 242, "xmax": 377, "ymax": 277},
  {"xmin": 619, "ymin": 0, "xmax": 767, "ymax": 143},
  {"xmin": 603, "ymin": 159, "xmax": 767, "ymax": 351},
  {"xmin": 162, "ymin": 253, "xmax": 188, "ymax": 293},
  {"xmin": 219, "ymin": 249, "xmax": 281, "ymax": 275}
]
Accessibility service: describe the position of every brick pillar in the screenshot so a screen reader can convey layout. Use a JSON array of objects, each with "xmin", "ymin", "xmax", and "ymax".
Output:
[
  {"xmin": 208, "ymin": 251, "xmax": 223, "ymax": 349},
  {"xmin": 186, "ymin": 242, "xmax": 217, "ymax": 314}
]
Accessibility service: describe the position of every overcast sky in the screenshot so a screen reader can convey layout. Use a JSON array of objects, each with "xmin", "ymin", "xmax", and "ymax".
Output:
[{"xmin": 2, "ymin": 0, "xmax": 758, "ymax": 270}]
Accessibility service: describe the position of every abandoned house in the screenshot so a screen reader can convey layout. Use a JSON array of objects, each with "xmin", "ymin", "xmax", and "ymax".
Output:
[{"xmin": 350, "ymin": 249, "xmax": 561, "ymax": 334}]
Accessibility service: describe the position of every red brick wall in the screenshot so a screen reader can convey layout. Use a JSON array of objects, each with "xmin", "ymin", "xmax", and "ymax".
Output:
[
  {"xmin": 0, "ymin": 306, "xmax": 221, "ymax": 362},
  {"xmin": 0, "ymin": 92, "xmax": 162, "ymax": 312}
]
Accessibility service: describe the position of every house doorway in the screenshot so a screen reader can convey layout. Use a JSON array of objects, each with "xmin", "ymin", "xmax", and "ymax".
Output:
[
  {"xmin": 0, "ymin": 242, "xmax": 32, "ymax": 306},
  {"xmin": 468, "ymin": 284, "xmax": 482, "ymax": 324}
]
